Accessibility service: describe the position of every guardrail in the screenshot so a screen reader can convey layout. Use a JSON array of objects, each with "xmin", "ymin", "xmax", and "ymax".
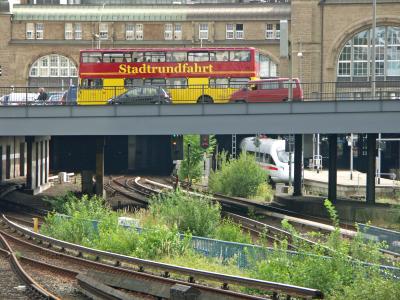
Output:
[{"xmin": 1, "ymin": 81, "xmax": 400, "ymax": 106}]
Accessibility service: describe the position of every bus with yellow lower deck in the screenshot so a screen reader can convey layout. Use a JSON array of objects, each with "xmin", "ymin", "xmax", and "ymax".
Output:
[{"xmin": 78, "ymin": 47, "xmax": 274, "ymax": 104}]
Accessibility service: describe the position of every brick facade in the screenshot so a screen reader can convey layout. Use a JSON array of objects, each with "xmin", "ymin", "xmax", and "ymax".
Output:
[{"xmin": 0, "ymin": 1, "xmax": 400, "ymax": 86}]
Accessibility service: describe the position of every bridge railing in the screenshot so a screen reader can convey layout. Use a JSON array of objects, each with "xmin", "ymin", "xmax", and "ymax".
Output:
[{"xmin": 1, "ymin": 81, "xmax": 400, "ymax": 105}]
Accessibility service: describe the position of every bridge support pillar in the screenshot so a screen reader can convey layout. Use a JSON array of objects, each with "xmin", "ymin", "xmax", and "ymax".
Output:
[
  {"xmin": 25, "ymin": 136, "xmax": 50, "ymax": 194},
  {"xmin": 328, "ymin": 134, "xmax": 337, "ymax": 203},
  {"xmin": 95, "ymin": 136, "xmax": 105, "ymax": 198},
  {"xmin": 293, "ymin": 134, "xmax": 303, "ymax": 196},
  {"xmin": 366, "ymin": 133, "xmax": 377, "ymax": 204}
]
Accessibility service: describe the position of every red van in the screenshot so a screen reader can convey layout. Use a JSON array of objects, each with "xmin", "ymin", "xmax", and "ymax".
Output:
[{"xmin": 229, "ymin": 78, "xmax": 303, "ymax": 103}]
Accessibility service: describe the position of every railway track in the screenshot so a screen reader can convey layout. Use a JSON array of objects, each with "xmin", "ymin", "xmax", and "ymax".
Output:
[{"xmin": 0, "ymin": 214, "xmax": 324, "ymax": 300}]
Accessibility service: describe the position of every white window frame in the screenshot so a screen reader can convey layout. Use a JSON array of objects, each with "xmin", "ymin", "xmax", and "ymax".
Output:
[
  {"xmin": 199, "ymin": 23, "xmax": 208, "ymax": 40},
  {"xmin": 125, "ymin": 24, "xmax": 135, "ymax": 40},
  {"xmin": 235, "ymin": 24, "xmax": 244, "ymax": 39},
  {"xmin": 74, "ymin": 23, "xmax": 82, "ymax": 40},
  {"xmin": 26, "ymin": 23, "xmax": 34, "ymax": 40},
  {"xmin": 135, "ymin": 24, "xmax": 143, "ymax": 40},
  {"xmin": 174, "ymin": 24, "xmax": 182, "ymax": 40},
  {"xmin": 164, "ymin": 23, "xmax": 173, "ymax": 40},
  {"xmin": 35, "ymin": 23, "xmax": 44, "ymax": 39},
  {"xmin": 266, "ymin": 24, "xmax": 274, "ymax": 40},
  {"xmin": 99, "ymin": 23, "xmax": 108, "ymax": 40},
  {"xmin": 275, "ymin": 24, "xmax": 280, "ymax": 40},
  {"xmin": 65, "ymin": 23, "xmax": 73, "ymax": 40},
  {"xmin": 226, "ymin": 24, "xmax": 234, "ymax": 40}
]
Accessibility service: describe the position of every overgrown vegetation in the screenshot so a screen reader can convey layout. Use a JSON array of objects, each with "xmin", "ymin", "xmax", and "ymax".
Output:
[
  {"xmin": 178, "ymin": 134, "xmax": 216, "ymax": 184},
  {"xmin": 41, "ymin": 194, "xmax": 400, "ymax": 299},
  {"xmin": 208, "ymin": 152, "xmax": 273, "ymax": 201}
]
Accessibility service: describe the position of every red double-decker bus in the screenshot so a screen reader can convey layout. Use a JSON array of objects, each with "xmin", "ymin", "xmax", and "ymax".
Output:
[{"xmin": 78, "ymin": 47, "xmax": 271, "ymax": 104}]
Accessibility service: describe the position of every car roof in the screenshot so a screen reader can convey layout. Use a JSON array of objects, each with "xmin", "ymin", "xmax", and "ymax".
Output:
[{"xmin": 250, "ymin": 78, "xmax": 300, "ymax": 84}]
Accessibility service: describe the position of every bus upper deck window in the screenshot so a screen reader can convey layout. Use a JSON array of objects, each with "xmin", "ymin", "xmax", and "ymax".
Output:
[
  {"xmin": 132, "ymin": 52, "xmax": 144, "ymax": 62},
  {"xmin": 82, "ymin": 52, "xmax": 102, "ymax": 63},
  {"xmin": 215, "ymin": 51, "xmax": 229, "ymax": 61}
]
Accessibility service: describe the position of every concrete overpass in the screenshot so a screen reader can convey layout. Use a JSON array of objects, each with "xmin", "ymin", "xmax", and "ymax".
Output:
[
  {"xmin": 1, "ymin": 100, "xmax": 398, "ymax": 201},
  {"xmin": 0, "ymin": 100, "xmax": 399, "ymax": 135}
]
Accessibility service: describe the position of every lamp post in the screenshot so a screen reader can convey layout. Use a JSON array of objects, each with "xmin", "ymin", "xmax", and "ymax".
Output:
[{"xmin": 97, "ymin": 3, "xmax": 106, "ymax": 49}]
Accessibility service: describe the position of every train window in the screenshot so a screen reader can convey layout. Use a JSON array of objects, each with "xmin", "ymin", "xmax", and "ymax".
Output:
[
  {"xmin": 103, "ymin": 53, "xmax": 126, "ymax": 63},
  {"xmin": 230, "ymin": 51, "xmax": 250, "ymax": 62},
  {"xmin": 209, "ymin": 78, "xmax": 229, "ymax": 88},
  {"xmin": 188, "ymin": 52, "xmax": 209, "ymax": 62},
  {"xmin": 215, "ymin": 51, "xmax": 229, "ymax": 61},
  {"xmin": 131, "ymin": 52, "xmax": 144, "ymax": 62},
  {"xmin": 144, "ymin": 52, "xmax": 166, "ymax": 62},
  {"xmin": 166, "ymin": 78, "xmax": 187, "ymax": 88},
  {"xmin": 81, "ymin": 78, "xmax": 103, "ymax": 89},
  {"xmin": 167, "ymin": 52, "xmax": 187, "ymax": 62},
  {"xmin": 124, "ymin": 78, "xmax": 143, "ymax": 88},
  {"xmin": 229, "ymin": 78, "xmax": 250, "ymax": 88},
  {"xmin": 144, "ymin": 78, "xmax": 166, "ymax": 86},
  {"xmin": 82, "ymin": 52, "xmax": 102, "ymax": 63}
]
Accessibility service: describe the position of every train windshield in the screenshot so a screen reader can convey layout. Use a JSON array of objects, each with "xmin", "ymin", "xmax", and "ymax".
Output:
[{"xmin": 277, "ymin": 150, "xmax": 290, "ymax": 163}]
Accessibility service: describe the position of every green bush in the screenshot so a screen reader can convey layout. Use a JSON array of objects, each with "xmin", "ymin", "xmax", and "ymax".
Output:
[
  {"xmin": 149, "ymin": 189, "xmax": 221, "ymax": 237},
  {"xmin": 209, "ymin": 152, "xmax": 273, "ymax": 200},
  {"xmin": 134, "ymin": 225, "xmax": 191, "ymax": 260},
  {"xmin": 213, "ymin": 218, "xmax": 252, "ymax": 244}
]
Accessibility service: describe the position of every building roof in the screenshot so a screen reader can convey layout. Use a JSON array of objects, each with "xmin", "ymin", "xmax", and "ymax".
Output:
[{"xmin": 11, "ymin": 4, "xmax": 290, "ymax": 22}]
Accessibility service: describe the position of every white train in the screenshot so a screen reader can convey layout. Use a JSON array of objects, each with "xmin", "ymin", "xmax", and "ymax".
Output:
[{"xmin": 240, "ymin": 137, "xmax": 294, "ymax": 183}]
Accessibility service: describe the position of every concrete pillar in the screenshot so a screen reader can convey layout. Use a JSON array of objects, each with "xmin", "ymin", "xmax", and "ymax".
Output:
[
  {"xmin": 25, "ymin": 136, "xmax": 37, "ymax": 190},
  {"xmin": 293, "ymin": 134, "xmax": 303, "ymax": 196},
  {"xmin": 95, "ymin": 136, "xmax": 105, "ymax": 198},
  {"xmin": 45, "ymin": 139, "xmax": 49, "ymax": 183},
  {"xmin": 366, "ymin": 133, "xmax": 377, "ymax": 204},
  {"xmin": 127, "ymin": 135, "xmax": 136, "ymax": 171},
  {"xmin": 328, "ymin": 134, "xmax": 337, "ymax": 203}
]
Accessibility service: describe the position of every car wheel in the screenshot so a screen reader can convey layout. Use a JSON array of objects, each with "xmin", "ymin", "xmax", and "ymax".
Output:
[{"xmin": 197, "ymin": 95, "xmax": 214, "ymax": 104}]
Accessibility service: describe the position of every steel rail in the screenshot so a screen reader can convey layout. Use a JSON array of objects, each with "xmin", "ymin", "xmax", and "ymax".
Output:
[
  {"xmin": 0, "ymin": 232, "xmax": 60, "ymax": 300},
  {"xmin": 0, "ymin": 221, "xmax": 290, "ymax": 300},
  {"xmin": 1, "ymin": 214, "xmax": 324, "ymax": 299}
]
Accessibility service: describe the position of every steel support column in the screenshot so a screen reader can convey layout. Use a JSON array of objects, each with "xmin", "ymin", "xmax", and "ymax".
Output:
[
  {"xmin": 95, "ymin": 136, "xmax": 105, "ymax": 198},
  {"xmin": 366, "ymin": 133, "xmax": 377, "ymax": 204},
  {"xmin": 25, "ymin": 136, "xmax": 34, "ymax": 190},
  {"xmin": 328, "ymin": 134, "xmax": 337, "ymax": 203},
  {"xmin": 293, "ymin": 134, "xmax": 303, "ymax": 196}
]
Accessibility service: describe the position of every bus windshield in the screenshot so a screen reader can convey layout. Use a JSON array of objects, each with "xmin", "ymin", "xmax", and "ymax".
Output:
[{"xmin": 277, "ymin": 150, "xmax": 290, "ymax": 163}]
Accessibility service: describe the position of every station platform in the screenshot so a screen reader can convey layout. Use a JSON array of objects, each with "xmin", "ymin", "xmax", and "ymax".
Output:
[{"xmin": 303, "ymin": 169, "xmax": 400, "ymax": 203}]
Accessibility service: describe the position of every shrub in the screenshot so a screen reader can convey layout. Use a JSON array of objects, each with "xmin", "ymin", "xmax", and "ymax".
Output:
[
  {"xmin": 209, "ymin": 152, "xmax": 273, "ymax": 200},
  {"xmin": 213, "ymin": 218, "xmax": 252, "ymax": 244},
  {"xmin": 149, "ymin": 189, "xmax": 221, "ymax": 237}
]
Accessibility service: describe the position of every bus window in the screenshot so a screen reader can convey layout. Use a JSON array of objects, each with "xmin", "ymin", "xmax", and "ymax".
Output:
[
  {"xmin": 229, "ymin": 78, "xmax": 250, "ymax": 88},
  {"xmin": 230, "ymin": 50, "xmax": 250, "ymax": 62},
  {"xmin": 144, "ymin": 78, "xmax": 166, "ymax": 86},
  {"xmin": 209, "ymin": 52, "xmax": 217, "ymax": 61},
  {"xmin": 188, "ymin": 52, "xmax": 209, "ymax": 62},
  {"xmin": 209, "ymin": 78, "xmax": 229, "ymax": 88},
  {"xmin": 132, "ymin": 52, "xmax": 144, "ymax": 62},
  {"xmin": 216, "ymin": 51, "xmax": 229, "ymax": 61},
  {"xmin": 166, "ymin": 78, "xmax": 187, "ymax": 88},
  {"xmin": 167, "ymin": 52, "xmax": 187, "ymax": 62},
  {"xmin": 124, "ymin": 78, "xmax": 143, "ymax": 88},
  {"xmin": 81, "ymin": 78, "xmax": 103, "ymax": 89},
  {"xmin": 144, "ymin": 52, "xmax": 166, "ymax": 62},
  {"xmin": 82, "ymin": 52, "xmax": 102, "ymax": 63},
  {"xmin": 103, "ymin": 53, "xmax": 125, "ymax": 63}
]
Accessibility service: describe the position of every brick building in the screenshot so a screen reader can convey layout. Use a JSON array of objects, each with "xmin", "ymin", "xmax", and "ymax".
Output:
[{"xmin": 1, "ymin": 0, "xmax": 399, "ymax": 88}]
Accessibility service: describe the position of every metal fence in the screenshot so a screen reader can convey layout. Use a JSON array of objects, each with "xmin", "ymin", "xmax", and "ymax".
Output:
[
  {"xmin": 1, "ymin": 81, "xmax": 400, "ymax": 105},
  {"xmin": 358, "ymin": 223, "xmax": 400, "ymax": 255}
]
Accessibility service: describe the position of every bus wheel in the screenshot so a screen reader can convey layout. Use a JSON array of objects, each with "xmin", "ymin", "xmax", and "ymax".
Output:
[
  {"xmin": 235, "ymin": 99, "xmax": 246, "ymax": 103},
  {"xmin": 197, "ymin": 95, "xmax": 214, "ymax": 104}
]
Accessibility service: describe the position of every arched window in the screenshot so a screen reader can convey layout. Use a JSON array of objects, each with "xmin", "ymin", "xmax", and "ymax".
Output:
[
  {"xmin": 337, "ymin": 26, "xmax": 400, "ymax": 81},
  {"xmin": 29, "ymin": 54, "xmax": 78, "ymax": 87}
]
